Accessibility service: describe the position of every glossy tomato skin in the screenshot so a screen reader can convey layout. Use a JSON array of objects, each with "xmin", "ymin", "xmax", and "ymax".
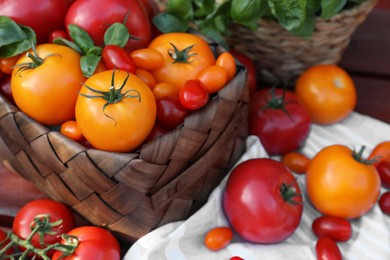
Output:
[
  {"xmin": 0, "ymin": 228, "xmax": 13, "ymax": 255},
  {"xmin": 316, "ymin": 237, "xmax": 342, "ymax": 260},
  {"xmin": 306, "ymin": 145, "xmax": 381, "ymax": 219},
  {"xmin": 51, "ymin": 226, "xmax": 120, "ymax": 260},
  {"xmin": 65, "ymin": 0, "xmax": 151, "ymax": 53},
  {"xmin": 0, "ymin": 0, "xmax": 69, "ymax": 43},
  {"xmin": 229, "ymin": 48, "xmax": 257, "ymax": 93},
  {"xmin": 12, "ymin": 199, "xmax": 75, "ymax": 256},
  {"xmin": 223, "ymin": 158, "xmax": 303, "ymax": 243},
  {"xmin": 281, "ymin": 152, "xmax": 310, "ymax": 174},
  {"xmin": 102, "ymin": 45, "xmax": 136, "ymax": 73},
  {"xmin": 156, "ymin": 96, "xmax": 189, "ymax": 129},
  {"xmin": 249, "ymin": 88, "xmax": 311, "ymax": 156},
  {"xmin": 11, "ymin": 44, "xmax": 86, "ymax": 126},
  {"xmin": 75, "ymin": 70, "xmax": 156, "ymax": 152},
  {"xmin": 179, "ymin": 79, "xmax": 209, "ymax": 110},
  {"xmin": 312, "ymin": 216, "xmax": 352, "ymax": 242},
  {"xmin": 378, "ymin": 192, "xmax": 390, "ymax": 215},
  {"xmin": 204, "ymin": 227, "xmax": 233, "ymax": 251},
  {"xmin": 295, "ymin": 64, "xmax": 356, "ymax": 125}
]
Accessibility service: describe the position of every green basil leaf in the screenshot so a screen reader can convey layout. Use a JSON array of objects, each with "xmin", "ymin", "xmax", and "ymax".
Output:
[
  {"xmin": 80, "ymin": 54, "xmax": 101, "ymax": 78},
  {"xmin": 152, "ymin": 13, "xmax": 189, "ymax": 33},
  {"xmin": 87, "ymin": 46, "xmax": 102, "ymax": 56},
  {"xmin": 68, "ymin": 24, "xmax": 95, "ymax": 54},
  {"xmin": 231, "ymin": 0, "xmax": 267, "ymax": 27},
  {"xmin": 0, "ymin": 25, "xmax": 36, "ymax": 58},
  {"xmin": 349, "ymin": 0, "xmax": 367, "ymax": 3},
  {"xmin": 0, "ymin": 16, "xmax": 28, "ymax": 47},
  {"xmin": 53, "ymin": 37, "xmax": 83, "ymax": 55},
  {"xmin": 193, "ymin": 0, "xmax": 215, "ymax": 18},
  {"xmin": 268, "ymin": 0, "xmax": 307, "ymax": 31},
  {"xmin": 104, "ymin": 22, "xmax": 129, "ymax": 47},
  {"xmin": 199, "ymin": 26, "xmax": 228, "ymax": 49},
  {"xmin": 321, "ymin": 0, "xmax": 347, "ymax": 19},
  {"xmin": 289, "ymin": 15, "xmax": 316, "ymax": 38},
  {"xmin": 307, "ymin": 0, "xmax": 321, "ymax": 15},
  {"xmin": 167, "ymin": 0, "xmax": 194, "ymax": 20}
]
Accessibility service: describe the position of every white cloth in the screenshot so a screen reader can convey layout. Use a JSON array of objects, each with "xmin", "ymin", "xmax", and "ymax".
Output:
[{"xmin": 124, "ymin": 112, "xmax": 390, "ymax": 260}]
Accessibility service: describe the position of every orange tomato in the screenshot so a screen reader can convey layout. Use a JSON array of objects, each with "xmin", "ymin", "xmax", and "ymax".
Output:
[
  {"xmin": 0, "ymin": 55, "xmax": 21, "ymax": 74},
  {"xmin": 369, "ymin": 141, "xmax": 390, "ymax": 166},
  {"xmin": 148, "ymin": 32, "xmax": 216, "ymax": 92},
  {"xmin": 130, "ymin": 48, "xmax": 164, "ymax": 70},
  {"xmin": 135, "ymin": 69, "xmax": 157, "ymax": 89},
  {"xmin": 60, "ymin": 120, "xmax": 83, "ymax": 141},
  {"xmin": 152, "ymin": 82, "xmax": 180, "ymax": 100},
  {"xmin": 75, "ymin": 70, "xmax": 156, "ymax": 152},
  {"xmin": 11, "ymin": 44, "xmax": 86, "ymax": 126},
  {"xmin": 306, "ymin": 144, "xmax": 381, "ymax": 219},
  {"xmin": 281, "ymin": 152, "xmax": 310, "ymax": 174},
  {"xmin": 204, "ymin": 227, "xmax": 233, "ymax": 251},
  {"xmin": 295, "ymin": 64, "xmax": 357, "ymax": 125},
  {"xmin": 216, "ymin": 52, "xmax": 236, "ymax": 81},
  {"xmin": 197, "ymin": 65, "xmax": 228, "ymax": 94}
]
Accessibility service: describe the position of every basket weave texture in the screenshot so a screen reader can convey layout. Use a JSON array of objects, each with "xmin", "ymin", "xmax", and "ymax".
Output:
[
  {"xmin": 227, "ymin": 0, "xmax": 378, "ymax": 84},
  {"xmin": 0, "ymin": 38, "xmax": 249, "ymax": 242}
]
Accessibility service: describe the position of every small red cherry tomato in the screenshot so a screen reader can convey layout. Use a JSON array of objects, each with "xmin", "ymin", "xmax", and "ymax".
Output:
[
  {"xmin": 230, "ymin": 48, "xmax": 257, "ymax": 93},
  {"xmin": 156, "ymin": 96, "xmax": 189, "ymax": 129},
  {"xmin": 0, "ymin": 229, "xmax": 13, "ymax": 255},
  {"xmin": 49, "ymin": 29, "xmax": 69, "ymax": 43},
  {"xmin": 316, "ymin": 237, "xmax": 342, "ymax": 260},
  {"xmin": 369, "ymin": 141, "xmax": 390, "ymax": 188},
  {"xmin": 281, "ymin": 152, "xmax": 310, "ymax": 174},
  {"xmin": 60, "ymin": 120, "xmax": 83, "ymax": 141},
  {"xmin": 312, "ymin": 216, "xmax": 352, "ymax": 242},
  {"xmin": 216, "ymin": 52, "xmax": 236, "ymax": 81},
  {"xmin": 230, "ymin": 257, "xmax": 244, "ymax": 260},
  {"xmin": 204, "ymin": 227, "xmax": 233, "ymax": 251},
  {"xmin": 179, "ymin": 79, "xmax": 209, "ymax": 110},
  {"xmin": 102, "ymin": 45, "xmax": 136, "ymax": 73},
  {"xmin": 197, "ymin": 65, "xmax": 228, "ymax": 94},
  {"xmin": 379, "ymin": 192, "xmax": 390, "ymax": 215}
]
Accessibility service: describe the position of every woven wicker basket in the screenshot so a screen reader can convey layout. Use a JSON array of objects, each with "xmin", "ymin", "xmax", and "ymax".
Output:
[
  {"xmin": 227, "ymin": 0, "xmax": 378, "ymax": 84},
  {"xmin": 0, "ymin": 37, "xmax": 249, "ymax": 243}
]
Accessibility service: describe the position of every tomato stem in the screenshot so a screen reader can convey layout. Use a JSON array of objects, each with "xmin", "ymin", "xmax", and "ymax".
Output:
[
  {"xmin": 168, "ymin": 43, "xmax": 197, "ymax": 64},
  {"xmin": 280, "ymin": 182, "xmax": 302, "ymax": 205},
  {"xmin": 352, "ymin": 146, "xmax": 376, "ymax": 165}
]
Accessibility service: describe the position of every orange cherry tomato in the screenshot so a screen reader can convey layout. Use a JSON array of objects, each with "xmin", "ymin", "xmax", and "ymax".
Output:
[
  {"xmin": 135, "ymin": 69, "xmax": 157, "ymax": 89},
  {"xmin": 369, "ymin": 141, "xmax": 390, "ymax": 166},
  {"xmin": 60, "ymin": 120, "xmax": 83, "ymax": 141},
  {"xmin": 204, "ymin": 227, "xmax": 233, "ymax": 251},
  {"xmin": 197, "ymin": 65, "xmax": 228, "ymax": 94},
  {"xmin": 0, "ymin": 55, "xmax": 21, "ymax": 74},
  {"xmin": 306, "ymin": 145, "xmax": 381, "ymax": 219},
  {"xmin": 281, "ymin": 151, "xmax": 311, "ymax": 174},
  {"xmin": 130, "ymin": 48, "xmax": 164, "ymax": 70},
  {"xmin": 295, "ymin": 64, "xmax": 357, "ymax": 125},
  {"xmin": 152, "ymin": 82, "xmax": 180, "ymax": 100},
  {"xmin": 216, "ymin": 52, "xmax": 236, "ymax": 81}
]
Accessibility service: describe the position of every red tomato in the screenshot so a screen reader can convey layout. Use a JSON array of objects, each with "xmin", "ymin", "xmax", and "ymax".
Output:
[
  {"xmin": 49, "ymin": 29, "xmax": 69, "ymax": 43},
  {"xmin": 139, "ymin": 0, "xmax": 160, "ymax": 19},
  {"xmin": 0, "ymin": 74, "xmax": 15, "ymax": 105},
  {"xmin": 102, "ymin": 45, "xmax": 136, "ymax": 73},
  {"xmin": 65, "ymin": 0, "xmax": 152, "ymax": 53},
  {"xmin": 376, "ymin": 160, "xmax": 390, "ymax": 188},
  {"xmin": 60, "ymin": 120, "xmax": 83, "ymax": 141},
  {"xmin": 316, "ymin": 237, "xmax": 342, "ymax": 260},
  {"xmin": 51, "ymin": 226, "xmax": 120, "ymax": 260},
  {"xmin": 230, "ymin": 257, "xmax": 244, "ymax": 260},
  {"xmin": 0, "ymin": 55, "xmax": 21, "ymax": 75},
  {"xmin": 0, "ymin": 0, "xmax": 70, "ymax": 43},
  {"xmin": 312, "ymin": 216, "xmax": 352, "ymax": 242},
  {"xmin": 378, "ymin": 192, "xmax": 390, "ymax": 215},
  {"xmin": 248, "ymin": 88, "xmax": 312, "ymax": 156},
  {"xmin": 281, "ymin": 152, "xmax": 311, "ymax": 174},
  {"xmin": 223, "ymin": 158, "xmax": 303, "ymax": 243},
  {"xmin": 229, "ymin": 49, "xmax": 257, "ymax": 93},
  {"xmin": 12, "ymin": 199, "xmax": 75, "ymax": 257},
  {"xmin": 0, "ymin": 229, "xmax": 13, "ymax": 255},
  {"xmin": 369, "ymin": 141, "xmax": 390, "ymax": 188},
  {"xmin": 204, "ymin": 227, "xmax": 233, "ymax": 251},
  {"xmin": 179, "ymin": 79, "xmax": 210, "ymax": 110},
  {"xmin": 156, "ymin": 96, "xmax": 189, "ymax": 129}
]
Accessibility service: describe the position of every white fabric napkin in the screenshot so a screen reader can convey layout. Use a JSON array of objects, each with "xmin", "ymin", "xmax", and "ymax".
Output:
[{"xmin": 124, "ymin": 112, "xmax": 390, "ymax": 260}]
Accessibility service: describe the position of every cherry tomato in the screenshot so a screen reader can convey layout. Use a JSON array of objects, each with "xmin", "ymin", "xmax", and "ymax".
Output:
[
  {"xmin": 295, "ymin": 64, "xmax": 357, "ymax": 125},
  {"xmin": 152, "ymin": 82, "xmax": 180, "ymax": 100},
  {"xmin": 49, "ymin": 29, "xmax": 69, "ymax": 43},
  {"xmin": 130, "ymin": 48, "xmax": 164, "ymax": 70},
  {"xmin": 12, "ymin": 199, "xmax": 75, "ymax": 257},
  {"xmin": 369, "ymin": 141, "xmax": 390, "ymax": 188},
  {"xmin": 0, "ymin": 74, "xmax": 15, "ymax": 105},
  {"xmin": 60, "ymin": 120, "xmax": 83, "ymax": 141},
  {"xmin": 197, "ymin": 65, "xmax": 228, "ymax": 94},
  {"xmin": 75, "ymin": 69, "xmax": 156, "ymax": 152},
  {"xmin": 0, "ymin": 55, "xmax": 21, "ymax": 74},
  {"xmin": 11, "ymin": 44, "xmax": 86, "ymax": 126},
  {"xmin": 312, "ymin": 216, "xmax": 352, "ymax": 242},
  {"xmin": 378, "ymin": 192, "xmax": 390, "ymax": 215},
  {"xmin": 281, "ymin": 151, "xmax": 311, "ymax": 174},
  {"xmin": 148, "ymin": 32, "xmax": 216, "ymax": 92},
  {"xmin": 135, "ymin": 69, "xmax": 157, "ymax": 89},
  {"xmin": 249, "ymin": 88, "xmax": 312, "ymax": 156},
  {"xmin": 51, "ymin": 226, "xmax": 120, "ymax": 260},
  {"xmin": 65, "ymin": 0, "xmax": 152, "ymax": 53},
  {"xmin": 0, "ymin": 0, "xmax": 70, "ymax": 43},
  {"xmin": 102, "ymin": 45, "xmax": 136, "ymax": 73},
  {"xmin": 230, "ymin": 257, "xmax": 244, "ymax": 260},
  {"xmin": 316, "ymin": 237, "xmax": 342, "ymax": 260},
  {"xmin": 0, "ymin": 229, "xmax": 13, "ymax": 255},
  {"xmin": 179, "ymin": 79, "xmax": 209, "ymax": 110},
  {"xmin": 216, "ymin": 52, "xmax": 237, "ymax": 81},
  {"xmin": 156, "ymin": 96, "xmax": 189, "ymax": 129},
  {"xmin": 230, "ymin": 48, "xmax": 257, "ymax": 93},
  {"xmin": 204, "ymin": 227, "xmax": 233, "ymax": 251},
  {"xmin": 223, "ymin": 158, "xmax": 303, "ymax": 243},
  {"xmin": 306, "ymin": 145, "xmax": 381, "ymax": 219}
]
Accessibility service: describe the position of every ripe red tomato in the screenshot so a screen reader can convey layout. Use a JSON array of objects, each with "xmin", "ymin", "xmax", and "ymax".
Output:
[
  {"xmin": 49, "ymin": 29, "xmax": 69, "ymax": 43},
  {"xmin": 204, "ymin": 227, "xmax": 233, "ymax": 251},
  {"xmin": 316, "ymin": 237, "xmax": 342, "ymax": 260},
  {"xmin": 0, "ymin": 74, "xmax": 15, "ymax": 105},
  {"xmin": 223, "ymin": 158, "xmax": 303, "ymax": 243},
  {"xmin": 0, "ymin": 228, "xmax": 13, "ymax": 255},
  {"xmin": 369, "ymin": 141, "xmax": 390, "ymax": 188},
  {"xmin": 51, "ymin": 226, "xmax": 120, "ymax": 260},
  {"xmin": 179, "ymin": 79, "xmax": 210, "ymax": 110},
  {"xmin": 378, "ymin": 192, "xmax": 390, "ymax": 215},
  {"xmin": 281, "ymin": 151, "xmax": 311, "ymax": 174},
  {"xmin": 102, "ymin": 45, "xmax": 136, "ymax": 73},
  {"xmin": 156, "ymin": 96, "xmax": 189, "ymax": 129},
  {"xmin": 0, "ymin": 0, "xmax": 70, "ymax": 43},
  {"xmin": 312, "ymin": 216, "xmax": 352, "ymax": 242},
  {"xmin": 65, "ymin": 0, "xmax": 152, "ymax": 53},
  {"xmin": 12, "ymin": 199, "xmax": 75, "ymax": 257},
  {"xmin": 306, "ymin": 145, "xmax": 381, "ymax": 219},
  {"xmin": 229, "ymin": 48, "xmax": 257, "ymax": 93},
  {"xmin": 248, "ymin": 88, "xmax": 312, "ymax": 156}
]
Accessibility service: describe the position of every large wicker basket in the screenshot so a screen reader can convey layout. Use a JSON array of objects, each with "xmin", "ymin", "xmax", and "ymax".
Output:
[
  {"xmin": 0, "ymin": 38, "xmax": 249, "ymax": 243},
  {"xmin": 227, "ymin": 0, "xmax": 378, "ymax": 84}
]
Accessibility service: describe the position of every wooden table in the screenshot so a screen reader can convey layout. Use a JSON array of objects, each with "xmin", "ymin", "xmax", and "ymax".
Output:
[{"xmin": 1, "ymin": 0, "xmax": 389, "ymax": 243}]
